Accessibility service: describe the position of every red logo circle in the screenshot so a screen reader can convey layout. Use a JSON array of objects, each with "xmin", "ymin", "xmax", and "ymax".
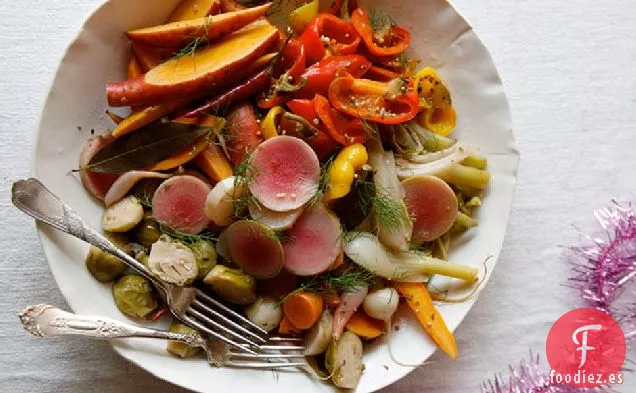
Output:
[{"xmin": 546, "ymin": 308, "xmax": 626, "ymax": 387}]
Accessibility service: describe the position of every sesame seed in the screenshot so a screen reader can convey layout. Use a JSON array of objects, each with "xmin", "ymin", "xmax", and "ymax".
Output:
[{"xmin": 312, "ymin": 118, "xmax": 320, "ymax": 125}]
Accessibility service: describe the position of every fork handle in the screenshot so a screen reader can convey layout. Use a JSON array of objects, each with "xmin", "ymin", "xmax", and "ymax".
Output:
[
  {"xmin": 19, "ymin": 304, "xmax": 203, "ymax": 347},
  {"xmin": 11, "ymin": 178, "xmax": 162, "ymax": 288}
]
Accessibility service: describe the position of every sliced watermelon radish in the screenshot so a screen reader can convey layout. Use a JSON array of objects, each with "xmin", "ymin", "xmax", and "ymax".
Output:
[
  {"xmin": 248, "ymin": 199, "xmax": 304, "ymax": 230},
  {"xmin": 283, "ymin": 204, "xmax": 342, "ymax": 276},
  {"xmin": 403, "ymin": 175, "xmax": 458, "ymax": 244},
  {"xmin": 224, "ymin": 220, "xmax": 284, "ymax": 279},
  {"xmin": 152, "ymin": 175, "xmax": 211, "ymax": 235},
  {"xmin": 249, "ymin": 135, "xmax": 320, "ymax": 212},
  {"xmin": 79, "ymin": 135, "xmax": 119, "ymax": 202}
]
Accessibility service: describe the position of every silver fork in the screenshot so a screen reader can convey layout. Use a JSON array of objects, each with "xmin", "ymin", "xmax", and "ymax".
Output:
[
  {"xmin": 11, "ymin": 178, "xmax": 267, "ymax": 354},
  {"xmin": 20, "ymin": 304, "xmax": 306, "ymax": 369}
]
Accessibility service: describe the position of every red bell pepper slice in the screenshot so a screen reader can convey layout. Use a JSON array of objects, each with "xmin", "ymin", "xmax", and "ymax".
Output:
[
  {"xmin": 314, "ymin": 94, "xmax": 367, "ymax": 145},
  {"xmin": 287, "ymin": 98, "xmax": 340, "ymax": 160},
  {"xmin": 257, "ymin": 39, "xmax": 307, "ymax": 109},
  {"xmin": 294, "ymin": 54, "xmax": 371, "ymax": 99},
  {"xmin": 351, "ymin": 8, "xmax": 411, "ymax": 57},
  {"xmin": 298, "ymin": 14, "xmax": 361, "ymax": 65},
  {"xmin": 327, "ymin": 73, "xmax": 419, "ymax": 125},
  {"xmin": 364, "ymin": 65, "xmax": 400, "ymax": 82}
]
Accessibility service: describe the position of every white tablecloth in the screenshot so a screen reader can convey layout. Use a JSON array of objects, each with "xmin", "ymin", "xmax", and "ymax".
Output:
[{"xmin": 1, "ymin": 0, "xmax": 635, "ymax": 391}]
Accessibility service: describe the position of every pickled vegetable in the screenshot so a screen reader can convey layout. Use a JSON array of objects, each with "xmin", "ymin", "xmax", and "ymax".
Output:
[
  {"xmin": 133, "ymin": 213, "xmax": 161, "ymax": 248},
  {"xmin": 167, "ymin": 320, "xmax": 202, "ymax": 358},
  {"xmin": 244, "ymin": 296, "xmax": 283, "ymax": 332},
  {"xmin": 102, "ymin": 195, "xmax": 144, "ymax": 232},
  {"xmin": 148, "ymin": 236, "xmax": 198, "ymax": 286},
  {"xmin": 190, "ymin": 239, "xmax": 218, "ymax": 279},
  {"xmin": 325, "ymin": 331, "xmax": 364, "ymax": 388},
  {"xmin": 85, "ymin": 232, "xmax": 130, "ymax": 282},
  {"xmin": 203, "ymin": 265, "xmax": 256, "ymax": 304},
  {"xmin": 303, "ymin": 309, "xmax": 333, "ymax": 356},
  {"xmin": 112, "ymin": 274, "xmax": 158, "ymax": 318}
]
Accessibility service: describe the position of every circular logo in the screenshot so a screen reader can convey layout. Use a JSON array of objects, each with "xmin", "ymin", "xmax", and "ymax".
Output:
[{"xmin": 546, "ymin": 308, "xmax": 626, "ymax": 388}]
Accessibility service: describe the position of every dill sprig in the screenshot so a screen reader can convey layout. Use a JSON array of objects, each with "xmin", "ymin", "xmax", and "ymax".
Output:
[
  {"xmin": 232, "ymin": 152, "xmax": 259, "ymax": 219},
  {"xmin": 278, "ymin": 264, "xmax": 376, "ymax": 306},
  {"xmin": 137, "ymin": 189, "xmax": 153, "ymax": 208},
  {"xmin": 307, "ymin": 153, "xmax": 336, "ymax": 207},
  {"xmin": 159, "ymin": 223, "xmax": 217, "ymax": 244},
  {"xmin": 367, "ymin": 6, "xmax": 396, "ymax": 35},
  {"xmin": 172, "ymin": 37, "xmax": 207, "ymax": 60},
  {"xmin": 353, "ymin": 181, "xmax": 412, "ymax": 234}
]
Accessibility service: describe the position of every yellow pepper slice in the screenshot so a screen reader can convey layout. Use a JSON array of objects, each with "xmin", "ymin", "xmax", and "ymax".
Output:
[
  {"xmin": 289, "ymin": 0, "xmax": 319, "ymax": 34},
  {"xmin": 414, "ymin": 67, "xmax": 452, "ymax": 109},
  {"xmin": 324, "ymin": 143, "xmax": 368, "ymax": 202},
  {"xmin": 261, "ymin": 106, "xmax": 285, "ymax": 139},
  {"xmin": 417, "ymin": 106, "xmax": 457, "ymax": 137}
]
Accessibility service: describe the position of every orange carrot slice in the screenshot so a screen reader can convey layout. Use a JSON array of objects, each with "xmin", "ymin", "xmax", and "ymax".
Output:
[
  {"xmin": 345, "ymin": 311, "xmax": 385, "ymax": 340},
  {"xmin": 168, "ymin": 0, "xmax": 221, "ymax": 22},
  {"xmin": 395, "ymin": 282, "xmax": 458, "ymax": 359},
  {"xmin": 283, "ymin": 291, "xmax": 324, "ymax": 330},
  {"xmin": 128, "ymin": 4, "xmax": 271, "ymax": 48}
]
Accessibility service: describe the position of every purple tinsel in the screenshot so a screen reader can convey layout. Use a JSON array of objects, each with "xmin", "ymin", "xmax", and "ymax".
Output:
[
  {"xmin": 481, "ymin": 201, "xmax": 636, "ymax": 392},
  {"xmin": 567, "ymin": 201, "xmax": 636, "ymax": 312},
  {"xmin": 481, "ymin": 354, "xmax": 612, "ymax": 393}
]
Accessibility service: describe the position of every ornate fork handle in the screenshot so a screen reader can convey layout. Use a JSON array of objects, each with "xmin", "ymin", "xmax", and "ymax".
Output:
[
  {"xmin": 20, "ymin": 304, "xmax": 204, "ymax": 347},
  {"xmin": 11, "ymin": 178, "xmax": 162, "ymax": 288}
]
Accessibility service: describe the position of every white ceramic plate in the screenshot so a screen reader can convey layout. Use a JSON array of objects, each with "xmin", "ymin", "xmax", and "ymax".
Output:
[{"xmin": 33, "ymin": 0, "xmax": 519, "ymax": 392}]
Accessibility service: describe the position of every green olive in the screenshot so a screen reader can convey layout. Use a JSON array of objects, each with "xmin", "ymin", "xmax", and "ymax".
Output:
[
  {"xmin": 203, "ymin": 265, "xmax": 256, "ymax": 305},
  {"xmin": 84, "ymin": 232, "xmax": 129, "ymax": 282},
  {"xmin": 190, "ymin": 239, "xmax": 217, "ymax": 279},
  {"xmin": 167, "ymin": 320, "xmax": 202, "ymax": 358},
  {"xmin": 112, "ymin": 274, "xmax": 157, "ymax": 318}
]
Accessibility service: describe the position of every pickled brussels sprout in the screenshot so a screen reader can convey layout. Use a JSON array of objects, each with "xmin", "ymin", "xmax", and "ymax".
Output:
[
  {"xmin": 244, "ymin": 296, "xmax": 283, "ymax": 332},
  {"xmin": 203, "ymin": 265, "xmax": 256, "ymax": 305},
  {"xmin": 134, "ymin": 213, "xmax": 161, "ymax": 248},
  {"xmin": 112, "ymin": 274, "xmax": 157, "ymax": 318},
  {"xmin": 325, "ymin": 331, "xmax": 364, "ymax": 389},
  {"xmin": 190, "ymin": 239, "xmax": 218, "ymax": 279},
  {"xmin": 102, "ymin": 196, "xmax": 144, "ymax": 232},
  {"xmin": 148, "ymin": 236, "xmax": 198, "ymax": 286},
  {"xmin": 85, "ymin": 232, "xmax": 129, "ymax": 282},
  {"xmin": 167, "ymin": 320, "xmax": 202, "ymax": 358}
]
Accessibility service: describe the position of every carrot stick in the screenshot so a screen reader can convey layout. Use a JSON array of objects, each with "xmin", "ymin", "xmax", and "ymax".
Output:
[
  {"xmin": 328, "ymin": 249, "xmax": 345, "ymax": 270},
  {"xmin": 283, "ymin": 291, "xmax": 324, "ymax": 330},
  {"xmin": 395, "ymin": 282, "xmax": 458, "ymax": 359},
  {"xmin": 105, "ymin": 110, "xmax": 124, "ymax": 125},
  {"xmin": 146, "ymin": 136, "xmax": 210, "ymax": 171},
  {"xmin": 194, "ymin": 144, "xmax": 233, "ymax": 182},
  {"xmin": 127, "ymin": 55, "xmax": 144, "ymax": 79},
  {"xmin": 345, "ymin": 311, "xmax": 385, "ymax": 339}
]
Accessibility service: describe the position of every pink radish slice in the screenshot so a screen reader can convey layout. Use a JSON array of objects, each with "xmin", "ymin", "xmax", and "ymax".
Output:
[
  {"xmin": 152, "ymin": 175, "xmax": 211, "ymax": 235},
  {"xmin": 248, "ymin": 199, "xmax": 304, "ymax": 230},
  {"xmin": 403, "ymin": 175, "xmax": 458, "ymax": 244},
  {"xmin": 224, "ymin": 220, "xmax": 284, "ymax": 279},
  {"xmin": 248, "ymin": 135, "xmax": 320, "ymax": 212},
  {"xmin": 283, "ymin": 205, "xmax": 342, "ymax": 276},
  {"xmin": 104, "ymin": 171, "xmax": 171, "ymax": 207},
  {"xmin": 79, "ymin": 135, "xmax": 119, "ymax": 201}
]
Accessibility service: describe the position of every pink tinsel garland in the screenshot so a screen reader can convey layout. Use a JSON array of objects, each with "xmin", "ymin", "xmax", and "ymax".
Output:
[{"xmin": 481, "ymin": 201, "xmax": 636, "ymax": 392}]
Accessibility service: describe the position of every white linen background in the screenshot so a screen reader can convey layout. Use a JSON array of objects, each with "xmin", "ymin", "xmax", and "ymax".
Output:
[{"xmin": 1, "ymin": 0, "xmax": 635, "ymax": 391}]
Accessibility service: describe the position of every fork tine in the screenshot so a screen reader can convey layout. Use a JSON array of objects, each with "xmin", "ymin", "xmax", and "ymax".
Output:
[
  {"xmin": 182, "ymin": 315, "xmax": 258, "ymax": 355},
  {"xmin": 267, "ymin": 336, "xmax": 304, "ymax": 342},
  {"xmin": 258, "ymin": 344, "xmax": 305, "ymax": 351},
  {"xmin": 230, "ymin": 353, "xmax": 306, "ymax": 359},
  {"xmin": 195, "ymin": 290, "xmax": 268, "ymax": 339},
  {"xmin": 190, "ymin": 299, "xmax": 267, "ymax": 343},
  {"xmin": 187, "ymin": 307, "xmax": 260, "ymax": 348},
  {"xmin": 224, "ymin": 361, "xmax": 307, "ymax": 369}
]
